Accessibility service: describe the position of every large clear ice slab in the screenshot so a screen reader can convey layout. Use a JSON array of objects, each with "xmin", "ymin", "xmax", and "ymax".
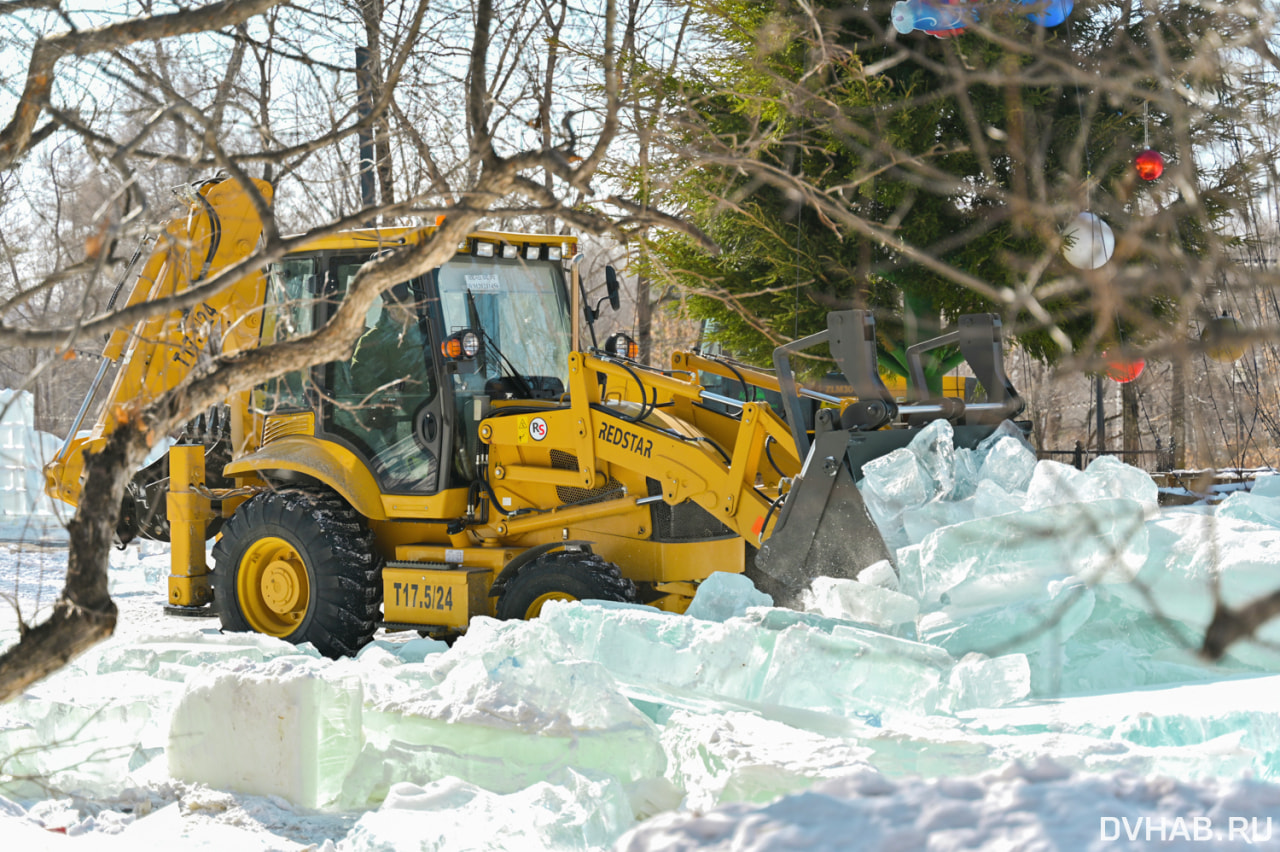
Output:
[
  {"xmin": 858, "ymin": 559, "xmax": 900, "ymax": 591},
  {"xmin": 93, "ymin": 631, "xmax": 317, "ymax": 681},
  {"xmin": 1250, "ymin": 473, "xmax": 1280, "ymax": 498},
  {"xmin": 758, "ymin": 618, "xmax": 951, "ymax": 715},
  {"xmin": 168, "ymin": 656, "xmax": 364, "ymax": 809},
  {"xmin": 900, "ymin": 499, "xmax": 975, "ymax": 547},
  {"xmin": 861, "ymin": 447, "xmax": 933, "ymax": 511},
  {"xmin": 895, "ymin": 431, "xmax": 1048, "ymax": 546},
  {"xmin": 911, "ymin": 498, "xmax": 1278, "ymax": 696},
  {"xmin": 1024, "ymin": 456, "xmax": 1158, "ymax": 512},
  {"xmin": 1118, "ymin": 510, "xmax": 1280, "ymax": 670},
  {"xmin": 918, "ymin": 576, "xmax": 1095, "ymax": 696},
  {"xmin": 908, "ymin": 497, "xmax": 1148, "ymax": 610},
  {"xmin": 902, "ymin": 493, "xmax": 1263, "ymax": 695},
  {"xmin": 339, "ymin": 617, "xmax": 666, "ymax": 811},
  {"xmin": 895, "ymin": 543, "xmax": 927, "ymax": 601},
  {"xmin": 538, "ymin": 601, "xmax": 776, "ymax": 706},
  {"xmin": 974, "ymin": 419, "xmax": 1035, "ymax": 457},
  {"xmin": 0, "ymin": 669, "xmax": 182, "ymax": 799},
  {"xmin": 907, "ymin": 418, "xmax": 957, "ymax": 500},
  {"xmin": 537, "ymin": 600, "xmax": 952, "ymax": 719},
  {"xmin": 1083, "ymin": 455, "xmax": 1159, "ymax": 507},
  {"xmin": 393, "ymin": 618, "xmax": 652, "ymax": 734},
  {"xmin": 342, "ymin": 771, "xmax": 634, "ymax": 852},
  {"xmin": 977, "ymin": 435, "xmax": 1037, "ymax": 493},
  {"xmin": 964, "ymin": 673, "xmax": 1280, "ymax": 781},
  {"xmin": 952, "ymin": 446, "xmax": 980, "ymax": 500},
  {"xmin": 970, "ymin": 479, "xmax": 1026, "ymax": 519},
  {"xmin": 942, "ymin": 653, "xmax": 1031, "ymax": 712},
  {"xmin": 859, "ymin": 447, "xmax": 932, "ymax": 551},
  {"xmin": 801, "ymin": 576, "xmax": 919, "ymax": 634},
  {"xmin": 685, "ymin": 571, "xmax": 772, "ymax": 622},
  {"xmin": 659, "ymin": 710, "xmax": 874, "ymax": 811},
  {"xmin": 859, "ymin": 420, "xmax": 966, "ymax": 549},
  {"xmin": 0, "ymin": 627, "xmax": 339, "ymax": 801},
  {"xmin": 1023, "ymin": 459, "xmax": 1095, "ymax": 510},
  {"xmin": 1217, "ymin": 490, "xmax": 1280, "ymax": 528}
]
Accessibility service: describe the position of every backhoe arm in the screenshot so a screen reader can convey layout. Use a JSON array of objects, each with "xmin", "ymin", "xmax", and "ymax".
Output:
[{"xmin": 45, "ymin": 177, "xmax": 272, "ymax": 510}]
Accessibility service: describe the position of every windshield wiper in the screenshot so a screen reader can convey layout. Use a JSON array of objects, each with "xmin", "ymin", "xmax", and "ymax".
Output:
[
  {"xmin": 482, "ymin": 329, "xmax": 534, "ymax": 398},
  {"xmin": 465, "ymin": 288, "xmax": 534, "ymax": 399}
]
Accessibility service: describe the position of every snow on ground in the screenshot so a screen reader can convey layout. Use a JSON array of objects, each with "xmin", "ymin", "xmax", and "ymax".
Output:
[{"xmin": 1, "ymin": 420, "xmax": 1279, "ymax": 850}]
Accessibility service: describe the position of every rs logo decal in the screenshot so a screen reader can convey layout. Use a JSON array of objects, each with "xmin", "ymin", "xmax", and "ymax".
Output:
[{"xmin": 530, "ymin": 417, "xmax": 548, "ymax": 441}]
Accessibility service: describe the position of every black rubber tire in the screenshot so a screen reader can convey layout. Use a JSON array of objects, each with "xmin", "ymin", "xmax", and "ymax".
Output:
[
  {"xmin": 496, "ymin": 550, "xmax": 638, "ymax": 620},
  {"xmin": 213, "ymin": 489, "xmax": 381, "ymax": 658}
]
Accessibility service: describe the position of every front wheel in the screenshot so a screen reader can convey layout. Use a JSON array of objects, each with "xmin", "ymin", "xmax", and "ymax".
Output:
[
  {"xmin": 496, "ymin": 551, "xmax": 638, "ymax": 620},
  {"xmin": 213, "ymin": 489, "xmax": 380, "ymax": 658}
]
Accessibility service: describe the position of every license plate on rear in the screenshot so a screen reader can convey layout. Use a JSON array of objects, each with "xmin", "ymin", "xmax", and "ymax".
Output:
[{"xmin": 382, "ymin": 565, "xmax": 489, "ymax": 628}]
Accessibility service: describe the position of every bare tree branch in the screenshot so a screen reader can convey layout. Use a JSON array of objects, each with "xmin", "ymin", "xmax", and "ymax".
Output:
[{"xmin": 0, "ymin": 0, "xmax": 281, "ymax": 169}]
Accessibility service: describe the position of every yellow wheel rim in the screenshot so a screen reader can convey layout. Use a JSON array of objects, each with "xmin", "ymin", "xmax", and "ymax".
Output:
[
  {"xmin": 526, "ymin": 591, "xmax": 575, "ymax": 619},
  {"xmin": 237, "ymin": 536, "xmax": 310, "ymax": 637}
]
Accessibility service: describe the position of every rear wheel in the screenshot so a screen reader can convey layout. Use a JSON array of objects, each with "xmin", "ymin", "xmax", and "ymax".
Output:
[
  {"xmin": 496, "ymin": 551, "xmax": 638, "ymax": 620},
  {"xmin": 213, "ymin": 489, "xmax": 380, "ymax": 658}
]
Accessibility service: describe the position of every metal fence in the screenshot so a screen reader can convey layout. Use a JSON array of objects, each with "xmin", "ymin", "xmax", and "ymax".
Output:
[{"xmin": 1038, "ymin": 439, "xmax": 1177, "ymax": 473}]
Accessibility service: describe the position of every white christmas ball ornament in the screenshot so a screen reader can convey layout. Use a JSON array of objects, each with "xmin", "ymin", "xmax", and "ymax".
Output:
[{"xmin": 1062, "ymin": 212, "xmax": 1115, "ymax": 270}]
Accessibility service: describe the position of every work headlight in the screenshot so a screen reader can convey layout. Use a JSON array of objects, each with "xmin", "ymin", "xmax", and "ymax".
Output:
[{"xmin": 605, "ymin": 332, "xmax": 639, "ymax": 360}]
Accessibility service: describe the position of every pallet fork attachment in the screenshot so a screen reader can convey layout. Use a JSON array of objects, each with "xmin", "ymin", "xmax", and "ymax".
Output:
[{"xmin": 752, "ymin": 310, "xmax": 1025, "ymax": 607}]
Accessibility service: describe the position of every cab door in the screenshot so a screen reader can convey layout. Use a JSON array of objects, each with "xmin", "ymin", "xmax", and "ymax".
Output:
[{"xmin": 320, "ymin": 255, "xmax": 444, "ymax": 494}]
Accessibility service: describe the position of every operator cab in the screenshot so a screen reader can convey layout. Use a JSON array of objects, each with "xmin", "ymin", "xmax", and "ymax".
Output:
[{"xmin": 257, "ymin": 231, "xmax": 574, "ymax": 497}]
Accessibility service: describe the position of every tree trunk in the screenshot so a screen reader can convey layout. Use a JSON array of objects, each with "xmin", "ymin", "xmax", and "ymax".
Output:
[
  {"xmin": 1094, "ymin": 375, "xmax": 1105, "ymax": 456},
  {"xmin": 0, "ymin": 423, "xmax": 143, "ymax": 700},
  {"xmin": 636, "ymin": 270, "xmax": 651, "ymax": 366},
  {"xmin": 359, "ymin": 0, "xmax": 394, "ymax": 215},
  {"xmin": 1122, "ymin": 380, "xmax": 1140, "ymax": 466},
  {"xmin": 1171, "ymin": 354, "xmax": 1186, "ymax": 469}
]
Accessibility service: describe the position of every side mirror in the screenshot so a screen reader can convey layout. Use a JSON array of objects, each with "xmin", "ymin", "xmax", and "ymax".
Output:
[{"xmin": 605, "ymin": 265, "xmax": 621, "ymax": 311}]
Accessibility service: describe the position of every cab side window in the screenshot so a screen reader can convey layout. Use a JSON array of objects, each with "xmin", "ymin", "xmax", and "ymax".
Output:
[{"xmin": 258, "ymin": 257, "xmax": 318, "ymax": 411}]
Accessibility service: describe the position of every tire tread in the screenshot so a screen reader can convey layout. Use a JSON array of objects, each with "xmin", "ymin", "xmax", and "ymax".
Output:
[
  {"xmin": 213, "ymin": 488, "xmax": 380, "ymax": 658},
  {"xmin": 496, "ymin": 550, "xmax": 637, "ymax": 620}
]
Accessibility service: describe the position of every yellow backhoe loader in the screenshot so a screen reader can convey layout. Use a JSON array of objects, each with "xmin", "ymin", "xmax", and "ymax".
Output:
[{"xmin": 46, "ymin": 177, "xmax": 1026, "ymax": 657}]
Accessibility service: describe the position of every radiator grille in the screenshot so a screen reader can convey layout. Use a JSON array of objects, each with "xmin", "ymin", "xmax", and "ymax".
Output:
[
  {"xmin": 551, "ymin": 450, "xmax": 624, "ymax": 505},
  {"xmin": 646, "ymin": 477, "xmax": 735, "ymax": 542}
]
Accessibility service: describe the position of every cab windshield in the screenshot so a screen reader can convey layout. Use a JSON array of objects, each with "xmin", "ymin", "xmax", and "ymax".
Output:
[{"xmin": 435, "ymin": 255, "xmax": 571, "ymax": 392}]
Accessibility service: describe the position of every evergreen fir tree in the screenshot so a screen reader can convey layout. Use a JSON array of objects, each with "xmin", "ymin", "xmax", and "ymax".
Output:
[{"xmin": 643, "ymin": 0, "xmax": 1236, "ymax": 393}]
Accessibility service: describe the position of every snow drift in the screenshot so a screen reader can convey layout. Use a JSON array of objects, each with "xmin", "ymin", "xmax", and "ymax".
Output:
[{"xmin": 1, "ymin": 418, "xmax": 1279, "ymax": 849}]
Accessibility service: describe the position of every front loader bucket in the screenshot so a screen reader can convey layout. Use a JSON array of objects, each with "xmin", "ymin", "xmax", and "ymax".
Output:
[
  {"xmin": 751, "ymin": 425, "xmax": 893, "ymax": 608},
  {"xmin": 750, "ymin": 309, "xmax": 1024, "ymax": 608}
]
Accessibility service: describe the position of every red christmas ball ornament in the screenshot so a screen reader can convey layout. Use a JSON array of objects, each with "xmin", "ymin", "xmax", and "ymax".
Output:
[
  {"xmin": 1135, "ymin": 149, "xmax": 1165, "ymax": 181},
  {"xmin": 1103, "ymin": 352, "xmax": 1145, "ymax": 384}
]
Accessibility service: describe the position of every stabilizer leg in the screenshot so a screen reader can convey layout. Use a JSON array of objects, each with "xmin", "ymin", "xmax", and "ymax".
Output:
[{"xmin": 165, "ymin": 445, "xmax": 216, "ymax": 616}]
